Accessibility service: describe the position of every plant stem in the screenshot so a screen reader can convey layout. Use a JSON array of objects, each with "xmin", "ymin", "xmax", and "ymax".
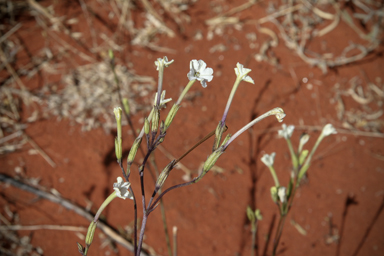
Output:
[
  {"xmin": 150, "ymin": 154, "xmax": 172, "ymax": 256},
  {"xmin": 251, "ymin": 221, "xmax": 258, "ymax": 256},
  {"xmin": 136, "ymin": 213, "xmax": 148, "ymax": 256},
  {"xmin": 272, "ymin": 215, "xmax": 287, "ymax": 256}
]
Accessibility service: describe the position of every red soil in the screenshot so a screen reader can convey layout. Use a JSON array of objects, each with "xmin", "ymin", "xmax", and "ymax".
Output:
[{"xmin": 1, "ymin": 1, "xmax": 383, "ymax": 256}]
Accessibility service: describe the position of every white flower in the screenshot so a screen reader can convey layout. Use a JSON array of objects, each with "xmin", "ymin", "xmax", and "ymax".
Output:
[
  {"xmin": 154, "ymin": 90, "xmax": 172, "ymax": 109},
  {"xmin": 277, "ymin": 186, "xmax": 287, "ymax": 203},
  {"xmin": 278, "ymin": 124, "xmax": 295, "ymax": 139},
  {"xmin": 321, "ymin": 124, "xmax": 337, "ymax": 137},
  {"xmin": 234, "ymin": 63, "xmax": 254, "ymax": 84},
  {"xmin": 187, "ymin": 59, "xmax": 213, "ymax": 88},
  {"xmin": 154, "ymin": 56, "xmax": 174, "ymax": 70},
  {"xmin": 113, "ymin": 177, "xmax": 133, "ymax": 200},
  {"xmin": 261, "ymin": 152, "xmax": 276, "ymax": 167}
]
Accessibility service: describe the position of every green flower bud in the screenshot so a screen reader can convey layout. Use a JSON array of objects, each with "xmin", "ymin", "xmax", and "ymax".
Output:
[
  {"xmin": 164, "ymin": 104, "xmax": 180, "ymax": 131},
  {"xmin": 213, "ymin": 121, "xmax": 225, "ymax": 151},
  {"xmin": 255, "ymin": 209, "xmax": 263, "ymax": 221},
  {"xmin": 85, "ymin": 221, "xmax": 97, "ymax": 246},
  {"xmin": 270, "ymin": 186, "xmax": 278, "ymax": 203},
  {"xmin": 122, "ymin": 98, "xmax": 130, "ymax": 116},
  {"xmin": 246, "ymin": 206, "xmax": 255, "ymax": 222},
  {"xmin": 299, "ymin": 149, "xmax": 309, "ymax": 165},
  {"xmin": 144, "ymin": 118, "xmax": 150, "ymax": 135},
  {"xmin": 127, "ymin": 137, "xmax": 142, "ymax": 164},
  {"xmin": 155, "ymin": 160, "xmax": 176, "ymax": 189},
  {"xmin": 108, "ymin": 49, "xmax": 114, "ymax": 60},
  {"xmin": 220, "ymin": 134, "xmax": 231, "ymax": 147},
  {"xmin": 152, "ymin": 108, "xmax": 160, "ymax": 133},
  {"xmin": 203, "ymin": 148, "xmax": 224, "ymax": 173}
]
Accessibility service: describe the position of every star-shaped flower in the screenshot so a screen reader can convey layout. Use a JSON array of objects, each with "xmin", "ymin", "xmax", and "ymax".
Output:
[
  {"xmin": 234, "ymin": 63, "xmax": 254, "ymax": 84},
  {"xmin": 278, "ymin": 124, "xmax": 295, "ymax": 139},
  {"xmin": 261, "ymin": 152, "xmax": 276, "ymax": 167},
  {"xmin": 187, "ymin": 59, "xmax": 213, "ymax": 88},
  {"xmin": 113, "ymin": 177, "xmax": 133, "ymax": 200},
  {"xmin": 321, "ymin": 124, "xmax": 337, "ymax": 137}
]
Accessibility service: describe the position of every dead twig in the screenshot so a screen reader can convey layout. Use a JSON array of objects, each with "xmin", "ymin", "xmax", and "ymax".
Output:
[{"xmin": 0, "ymin": 225, "xmax": 87, "ymax": 232}]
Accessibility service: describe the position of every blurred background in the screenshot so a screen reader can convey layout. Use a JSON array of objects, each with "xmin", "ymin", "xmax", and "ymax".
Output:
[{"xmin": 0, "ymin": 0, "xmax": 383, "ymax": 255}]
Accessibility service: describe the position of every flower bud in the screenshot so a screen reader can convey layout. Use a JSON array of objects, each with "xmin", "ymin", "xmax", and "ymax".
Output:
[
  {"xmin": 298, "ymin": 133, "xmax": 310, "ymax": 153},
  {"xmin": 152, "ymin": 107, "xmax": 160, "ymax": 133},
  {"xmin": 127, "ymin": 137, "xmax": 142, "ymax": 164},
  {"xmin": 144, "ymin": 118, "xmax": 150, "ymax": 135},
  {"xmin": 255, "ymin": 209, "xmax": 263, "ymax": 221},
  {"xmin": 164, "ymin": 104, "xmax": 180, "ymax": 131},
  {"xmin": 85, "ymin": 221, "xmax": 97, "ymax": 246},
  {"xmin": 203, "ymin": 148, "xmax": 224, "ymax": 173},
  {"xmin": 278, "ymin": 187, "xmax": 287, "ymax": 203},
  {"xmin": 156, "ymin": 160, "xmax": 176, "ymax": 189},
  {"xmin": 213, "ymin": 121, "xmax": 225, "ymax": 151},
  {"xmin": 122, "ymin": 98, "xmax": 130, "ymax": 116},
  {"xmin": 299, "ymin": 149, "xmax": 309, "ymax": 165},
  {"xmin": 246, "ymin": 206, "xmax": 255, "ymax": 222},
  {"xmin": 220, "ymin": 134, "xmax": 231, "ymax": 147},
  {"xmin": 270, "ymin": 186, "xmax": 278, "ymax": 203}
]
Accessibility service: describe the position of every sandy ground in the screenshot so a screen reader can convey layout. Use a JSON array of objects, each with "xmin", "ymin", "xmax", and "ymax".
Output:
[{"xmin": 1, "ymin": 1, "xmax": 384, "ymax": 256}]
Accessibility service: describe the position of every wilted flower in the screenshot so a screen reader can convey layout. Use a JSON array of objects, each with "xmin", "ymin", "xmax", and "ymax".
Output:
[
  {"xmin": 154, "ymin": 90, "xmax": 172, "ymax": 109},
  {"xmin": 278, "ymin": 124, "xmax": 295, "ymax": 139},
  {"xmin": 113, "ymin": 177, "xmax": 133, "ymax": 200},
  {"xmin": 154, "ymin": 56, "xmax": 174, "ymax": 70},
  {"xmin": 187, "ymin": 59, "xmax": 213, "ymax": 88},
  {"xmin": 234, "ymin": 62, "xmax": 254, "ymax": 84},
  {"xmin": 261, "ymin": 152, "xmax": 276, "ymax": 167},
  {"xmin": 321, "ymin": 124, "xmax": 337, "ymax": 137}
]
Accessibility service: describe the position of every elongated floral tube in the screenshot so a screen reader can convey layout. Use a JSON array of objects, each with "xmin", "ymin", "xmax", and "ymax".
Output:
[{"xmin": 223, "ymin": 108, "xmax": 286, "ymax": 149}]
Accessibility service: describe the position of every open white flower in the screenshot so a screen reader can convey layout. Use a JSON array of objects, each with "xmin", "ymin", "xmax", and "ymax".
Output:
[
  {"xmin": 234, "ymin": 63, "xmax": 254, "ymax": 84},
  {"xmin": 113, "ymin": 177, "xmax": 133, "ymax": 200},
  {"xmin": 261, "ymin": 152, "xmax": 276, "ymax": 167},
  {"xmin": 154, "ymin": 90, "xmax": 172, "ymax": 109},
  {"xmin": 278, "ymin": 124, "xmax": 295, "ymax": 139},
  {"xmin": 277, "ymin": 186, "xmax": 287, "ymax": 203},
  {"xmin": 321, "ymin": 124, "xmax": 337, "ymax": 137},
  {"xmin": 187, "ymin": 59, "xmax": 213, "ymax": 88},
  {"xmin": 154, "ymin": 56, "xmax": 174, "ymax": 71}
]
